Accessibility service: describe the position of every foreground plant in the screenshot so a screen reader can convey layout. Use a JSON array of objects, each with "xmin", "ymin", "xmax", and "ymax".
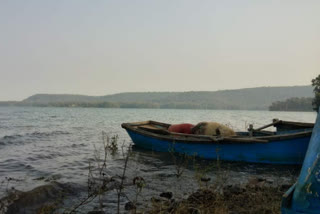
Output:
[{"xmin": 65, "ymin": 132, "xmax": 133, "ymax": 214}]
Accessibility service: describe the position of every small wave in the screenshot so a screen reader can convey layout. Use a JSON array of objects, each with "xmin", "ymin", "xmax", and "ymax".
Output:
[
  {"xmin": 1, "ymin": 131, "xmax": 70, "ymax": 141},
  {"xmin": 72, "ymin": 127, "xmax": 84, "ymax": 130},
  {"xmin": 2, "ymin": 134, "xmax": 23, "ymax": 140},
  {"xmin": 0, "ymin": 134, "xmax": 26, "ymax": 146},
  {"xmin": 0, "ymin": 160, "xmax": 36, "ymax": 172},
  {"xmin": 0, "ymin": 131, "xmax": 71, "ymax": 147},
  {"xmin": 0, "ymin": 140, "xmax": 31, "ymax": 147},
  {"xmin": 29, "ymin": 131, "xmax": 71, "ymax": 137},
  {"xmin": 14, "ymin": 125, "xmax": 35, "ymax": 128},
  {"xmin": 70, "ymin": 143, "xmax": 87, "ymax": 148},
  {"xmin": 32, "ymin": 153, "xmax": 63, "ymax": 160}
]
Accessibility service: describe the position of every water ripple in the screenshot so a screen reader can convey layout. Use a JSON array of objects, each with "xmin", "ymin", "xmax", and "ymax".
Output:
[{"xmin": 0, "ymin": 131, "xmax": 71, "ymax": 147}]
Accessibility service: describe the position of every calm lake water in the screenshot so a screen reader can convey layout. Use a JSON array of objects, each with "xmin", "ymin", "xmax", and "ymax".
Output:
[{"xmin": 0, "ymin": 107, "xmax": 317, "ymax": 212}]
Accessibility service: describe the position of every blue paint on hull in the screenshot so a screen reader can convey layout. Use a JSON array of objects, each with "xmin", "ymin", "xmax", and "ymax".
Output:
[
  {"xmin": 126, "ymin": 130, "xmax": 310, "ymax": 164},
  {"xmin": 281, "ymin": 110, "xmax": 320, "ymax": 213}
]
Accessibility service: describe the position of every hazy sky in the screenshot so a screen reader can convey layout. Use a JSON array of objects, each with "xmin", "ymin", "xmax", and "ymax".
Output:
[{"xmin": 0, "ymin": 0, "xmax": 319, "ymax": 101}]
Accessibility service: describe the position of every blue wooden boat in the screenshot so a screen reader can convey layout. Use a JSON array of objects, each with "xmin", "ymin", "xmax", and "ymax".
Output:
[
  {"xmin": 281, "ymin": 111, "xmax": 320, "ymax": 213},
  {"xmin": 121, "ymin": 119, "xmax": 314, "ymax": 164}
]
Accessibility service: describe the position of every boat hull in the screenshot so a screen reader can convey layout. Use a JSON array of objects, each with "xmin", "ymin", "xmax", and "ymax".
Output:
[{"xmin": 126, "ymin": 129, "xmax": 310, "ymax": 164}]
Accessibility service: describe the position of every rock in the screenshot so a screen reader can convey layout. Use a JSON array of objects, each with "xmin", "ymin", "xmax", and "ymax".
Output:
[
  {"xmin": 200, "ymin": 177, "xmax": 211, "ymax": 182},
  {"xmin": 248, "ymin": 177, "xmax": 267, "ymax": 188},
  {"xmin": 32, "ymin": 176, "xmax": 45, "ymax": 181},
  {"xmin": 0, "ymin": 182, "xmax": 74, "ymax": 214},
  {"xmin": 151, "ymin": 197, "xmax": 163, "ymax": 203},
  {"xmin": 224, "ymin": 185, "xmax": 244, "ymax": 195},
  {"xmin": 281, "ymin": 184, "xmax": 292, "ymax": 191},
  {"xmin": 124, "ymin": 201, "xmax": 136, "ymax": 211},
  {"xmin": 151, "ymin": 196, "xmax": 172, "ymax": 204},
  {"xmin": 266, "ymin": 178, "xmax": 274, "ymax": 184},
  {"xmin": 187, "ymin": 189, "xmax": 215, "ymax": 204},
  {"xmin": 159, "ymin": 192, "xmax": 173, "ymax": 199},
  {"xmin": 87, "ymin": 211, "xmax": 105, "ymax": 214},
  {"xmin": 187, "ymin": 207, "xmax": 200, "ymax": 214}
]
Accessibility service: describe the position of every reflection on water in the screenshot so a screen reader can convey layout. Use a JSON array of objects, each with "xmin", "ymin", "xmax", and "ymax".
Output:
[{"xmin": 0, "ymin": 107, "xmax": 316, "ymax": 212}]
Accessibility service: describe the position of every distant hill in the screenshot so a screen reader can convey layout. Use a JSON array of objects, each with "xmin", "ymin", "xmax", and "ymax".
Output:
[
  {"xmin": 18, "ymin": 85, "xmax": 314, "ymax": 110},
  {"xmin": 22, "ymin": 94, "xmax": 101, "ymax": 104}
]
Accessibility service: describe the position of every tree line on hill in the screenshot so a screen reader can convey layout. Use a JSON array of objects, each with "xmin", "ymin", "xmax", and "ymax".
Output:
[
  {"xmin": 268, "ymin": 74, "xmax": 320, "ymax": 112},
  {"xmin": 269, "ymin": 97, "xmax": 313, "ymax": 112}
]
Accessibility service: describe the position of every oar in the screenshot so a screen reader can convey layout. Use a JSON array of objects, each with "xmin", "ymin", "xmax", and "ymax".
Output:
[{"xmin": 253, "ymin": 119, "xmax": 280, "ymax": 131}]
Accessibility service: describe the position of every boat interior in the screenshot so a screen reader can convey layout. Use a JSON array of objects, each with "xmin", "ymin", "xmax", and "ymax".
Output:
[{"xmin": 121, "ymin": 119, "xmax": 314, "ymax": 143}]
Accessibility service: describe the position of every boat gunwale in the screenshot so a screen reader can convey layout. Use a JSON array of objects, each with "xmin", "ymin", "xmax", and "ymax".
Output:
[
  {"xmin": 273, "ymin": 120, "xmax": 314, "ymax": 128},
  {"xmin": 121, "ymin": 120, "xmax": 313, "ymax": 145}
]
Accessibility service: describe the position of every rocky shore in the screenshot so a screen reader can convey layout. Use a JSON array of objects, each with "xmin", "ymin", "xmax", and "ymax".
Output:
[
  {"xmin": 0, "ymin": 176, "xmax": 294, "ymax": 214},
  {"xmin": 148, "ymin": 177, "xmax": 292, "ymax": 214}
]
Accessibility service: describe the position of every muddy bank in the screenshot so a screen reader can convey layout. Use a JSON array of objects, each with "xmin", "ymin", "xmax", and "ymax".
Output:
[
  {"xmin": 149, "ymin": 177, "xmax": 293, "ymax": 214},
  {"xmin": 0, "ymin": 175, "xmax": 295, "ymax": 214}
]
